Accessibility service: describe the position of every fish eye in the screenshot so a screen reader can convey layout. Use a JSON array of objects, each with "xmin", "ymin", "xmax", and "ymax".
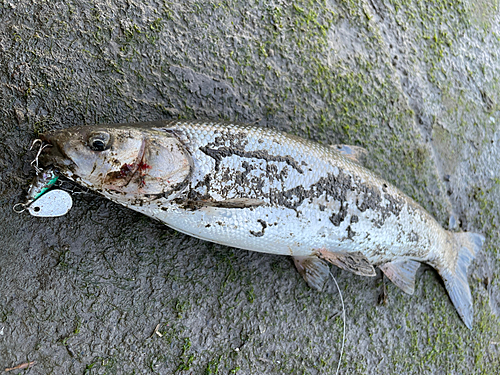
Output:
[{"xmin": 88, "ymin": 132, "xmax": 110, "ymax": 151}]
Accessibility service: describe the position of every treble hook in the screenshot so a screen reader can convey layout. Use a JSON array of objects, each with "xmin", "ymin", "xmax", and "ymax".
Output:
[{"xmin": 29, "ymin": 139, "xmax": 52, "ymax": 174}]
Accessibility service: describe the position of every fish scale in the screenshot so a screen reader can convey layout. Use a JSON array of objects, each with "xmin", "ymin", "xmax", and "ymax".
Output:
[
  {"xmin": 151, "ymin": 121, "xmax": 436, "ymax": 263},
  {"xmin": 40, "ymin": 120, "xmax": 484, "ymax": 329}
]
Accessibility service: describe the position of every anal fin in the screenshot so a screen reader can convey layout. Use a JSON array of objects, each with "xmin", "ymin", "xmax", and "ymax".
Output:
[
  {"xmin": 293, "ymin": 256, "xmax": 330, "ymax": 291},
  {"xmin": 317, "ymin": 249, "xmax": 376, "ymax": 277},
  {"xmin": 379, "ymin": 260, "xmax": 420, "ymax": 295}
]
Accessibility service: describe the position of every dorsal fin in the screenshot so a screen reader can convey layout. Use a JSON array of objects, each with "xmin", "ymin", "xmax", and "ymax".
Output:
[
  {"xmin": 293, "ymin": 256, "xmax": 330, "ymax": 291},
  {"xmin": 379, "ymin": 260, "xmax": 421, "ymax": 295},
  {"xmin": 331, "ymin": 144, "xmax": 368, "ymax": 165}
]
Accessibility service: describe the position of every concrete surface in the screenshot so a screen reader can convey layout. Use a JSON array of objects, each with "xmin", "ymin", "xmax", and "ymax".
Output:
[{"xmin": 0, "ymin": 0, "xmax": 499, "ymax": 373}]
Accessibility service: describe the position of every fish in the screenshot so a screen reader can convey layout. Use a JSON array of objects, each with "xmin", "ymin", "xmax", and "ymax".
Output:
[{"xmin": 40, "ymin": 120, "xmax": 484, "ymax": 328}]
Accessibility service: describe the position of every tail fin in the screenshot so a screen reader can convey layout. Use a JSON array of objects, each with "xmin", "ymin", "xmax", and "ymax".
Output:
[{"xmin": 439, "ymin": 232, "xmax": 484, "ymax": 329}]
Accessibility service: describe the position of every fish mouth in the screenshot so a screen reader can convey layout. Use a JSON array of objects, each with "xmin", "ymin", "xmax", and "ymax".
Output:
[{"xmin": 38, "ymin": 132, "xmax": 75, "ymax": 171}]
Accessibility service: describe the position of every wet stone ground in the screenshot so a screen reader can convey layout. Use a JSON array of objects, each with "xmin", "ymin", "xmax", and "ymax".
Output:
[{"xmin": 1, "ymin": 0, "xmax": 499, "ymax": 374}]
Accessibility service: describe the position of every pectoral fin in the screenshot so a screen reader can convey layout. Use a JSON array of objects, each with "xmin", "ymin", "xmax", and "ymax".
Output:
[
  {"xmin": 379, "ymin": 260, "xmax": 420, "ymax": 295},
  {"xmin": 293, "ymin": 256, "xmax": 330, "ymax": 291},
  {"xmin": 316, "ymin": 249, "xmax": 376, "ymax": 277},
  {"xmin": 182, "ymin": 198, "xmax": 266, "ymax": 210}
]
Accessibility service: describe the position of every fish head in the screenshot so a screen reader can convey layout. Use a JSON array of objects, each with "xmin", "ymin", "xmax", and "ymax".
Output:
[{"xmin": 40, "ymin": 124, "xmax": 193, "ymax": 201}]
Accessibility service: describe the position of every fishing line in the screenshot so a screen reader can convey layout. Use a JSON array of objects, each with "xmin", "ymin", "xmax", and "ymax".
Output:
[{"xmin": 329, "ymin": 271, "xmax": 345, "ymax": 375}]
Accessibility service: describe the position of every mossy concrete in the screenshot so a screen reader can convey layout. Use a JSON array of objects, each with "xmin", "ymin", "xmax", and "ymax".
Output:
[{"xmin": 0, "ymin": 0, "xmax": 499, "ymax": 373}]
